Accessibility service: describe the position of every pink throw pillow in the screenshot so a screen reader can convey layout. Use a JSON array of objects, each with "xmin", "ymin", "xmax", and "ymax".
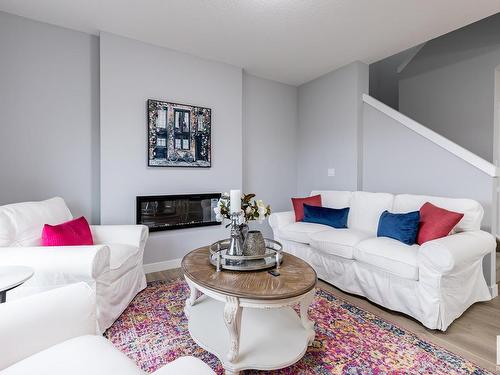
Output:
[{"xmin": 41, "ymin": 216, "xmax": 94, "ymax": 246}]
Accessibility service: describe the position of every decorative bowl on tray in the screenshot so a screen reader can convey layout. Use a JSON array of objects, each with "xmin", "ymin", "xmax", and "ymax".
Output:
[{"xmin": 209, "ymin": 238, "xmax": 283, "ymax": 272}]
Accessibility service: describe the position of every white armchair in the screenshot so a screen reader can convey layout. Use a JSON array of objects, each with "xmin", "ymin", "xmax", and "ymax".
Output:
[
  {"xmin": 0, "ymin": 283, "xmax": 215, "ymax": 375},
  {"xmin": 0, "ymin": 197, "xmax": 148, "ymax": 332}
]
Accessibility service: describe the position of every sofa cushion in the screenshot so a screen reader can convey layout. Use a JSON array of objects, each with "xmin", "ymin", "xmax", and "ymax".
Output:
[
  {"xmin": 0, "ymin": 197, "xmax": 73, "ymax": 247},
  {"xmin": 354, "ymin": 237, "xmax": 419, "ymax": 280},
  {"xmin": 393, "ymin": 194, "xmax": 482, "ymax": 232},
  {"xmin": 279, "ymin": 222, "xmax": 330, "ymax": 244},
  {"xmin": 310, "ymin": 229, "xmax": 372, "ymax": 259},
  {"xmin": 348, "ymin": 192, "xmax": 394, "ymax": 234},
  {"xmin": 0, "ymin": 335, "xmax": 143, "ymax": 375},
  {"xmin": 0, "ymin": 211, "xmax": 13, "ymax": 247},
  {"xmin": 310, "ymin": 190, "xmax": 352, "ymax": 209}
]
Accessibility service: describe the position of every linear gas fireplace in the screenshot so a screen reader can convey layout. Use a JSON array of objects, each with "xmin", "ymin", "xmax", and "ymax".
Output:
[{"xmin": 136, "ymin": 193, "xmax": 221, "ymax": 232}]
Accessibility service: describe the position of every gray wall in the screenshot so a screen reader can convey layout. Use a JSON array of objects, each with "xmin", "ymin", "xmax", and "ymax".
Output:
[
  {"xmin": 8, "ymin": 10, "xmax": 495, "ymax": 273},
  {"xmin": 0, "ymin": 14, "xmax": 302, "ymax": 264},
  {"xmin": 0, "ymin": 12, "xmax": 100, "ymax": 222},
  {"xmin": 496, "ymin": 68, "xmax": 500, "ymax": 166},
  {"xmin": 100, "ymin": 33, "xmax": 243, "ymax": 264},
  {"xmin": 369, "ymin": 45, "xmax": 424, "ymax": 110},
  {"xmin": 297, "ymin": 61, "xmax": 368, "ymax": 195},
  {"xmin": 399, "ymin": 13, "xmax": 500, "ymax": 163},
  {"xmin": 363, "ymin": 104, "xmax": 493, "ymax": 229},
  {"xmin": 363, "ymin": 102, "xmax": 495, "ymax": 287},
  {"xmin": 242, "ymin": 73, "xmax": 299, "ymax": 236}
]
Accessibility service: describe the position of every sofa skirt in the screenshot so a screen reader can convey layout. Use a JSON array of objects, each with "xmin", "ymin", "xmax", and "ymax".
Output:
[{"xmin": 279, "ymin": 238, "xmax": 491, "ymax": 331}]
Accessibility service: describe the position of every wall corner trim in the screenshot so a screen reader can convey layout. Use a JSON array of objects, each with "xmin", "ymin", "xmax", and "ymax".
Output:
[
  {"xmin": 362, "ymin": 94, "xmax": 499, "ymax": 177},
  {"xmin": 143, "ymin": 258, "xmax": 182, "ymax": 274}
]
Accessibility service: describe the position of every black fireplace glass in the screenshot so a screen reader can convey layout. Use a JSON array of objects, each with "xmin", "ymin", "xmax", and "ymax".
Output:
[{"xmin": 136, "ymin": 193, "xmax": 221, "ymax": 232}]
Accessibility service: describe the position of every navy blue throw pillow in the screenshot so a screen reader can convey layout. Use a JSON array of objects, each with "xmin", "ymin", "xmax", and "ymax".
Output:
[
  {"xmin": 302, "ymin": 204, "xmax": 349, "ymax": 229},
  {"xmin": 377, "ymin": 210, "xmax": 420, "ymax": 245}
]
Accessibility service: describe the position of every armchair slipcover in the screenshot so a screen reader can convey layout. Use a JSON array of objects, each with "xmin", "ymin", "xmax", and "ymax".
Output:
[
  {"xmin": 0, "ymin": 197, "xmax": 148, "ymax": 332},
  {"xmin": 0, "ymin": 283, "xmax": 215, "ymax": 374}
]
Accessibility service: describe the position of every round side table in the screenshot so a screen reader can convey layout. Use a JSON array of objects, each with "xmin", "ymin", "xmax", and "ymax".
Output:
[
  {"xmin": 0, "ymin": 266, "xmax": 34, "ymax": 303},
  {"xmin": 182, "ymin": 247, "xmax": 317, "ymax": 375}
]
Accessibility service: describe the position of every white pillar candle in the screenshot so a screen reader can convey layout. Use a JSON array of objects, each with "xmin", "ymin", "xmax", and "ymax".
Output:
[{"xmin": 230, "ymin": 189, "xmax": 241, "ymax": 214}]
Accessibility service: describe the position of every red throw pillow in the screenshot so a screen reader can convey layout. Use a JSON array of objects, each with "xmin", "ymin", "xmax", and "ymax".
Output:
[
  {"xmin": 41, "ymin": 216, "xmax": 94, "ymax": 246},
  {"xmin": 417, "ymin": 202, "xmax": 464, "ymax": 245},
  {"xmin": 291, "ymin": 195, "xmax": 322, "ymax": 222}
]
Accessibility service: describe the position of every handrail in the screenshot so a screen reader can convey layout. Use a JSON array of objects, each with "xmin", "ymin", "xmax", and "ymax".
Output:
[{"xmin": 362, "ymin": 94, "xmax": 499, "ymax": 177}]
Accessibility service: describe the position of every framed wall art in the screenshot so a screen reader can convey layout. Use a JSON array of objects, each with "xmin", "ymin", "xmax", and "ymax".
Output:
[{"xmin": 148, "ymin": 99, "xmax": 211, "ymax": 167}]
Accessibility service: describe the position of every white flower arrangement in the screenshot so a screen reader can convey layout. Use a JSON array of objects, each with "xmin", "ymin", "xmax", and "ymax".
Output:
[{"xmin": 214, "ymin": 193, "xmax": 271, "ymax": 223}]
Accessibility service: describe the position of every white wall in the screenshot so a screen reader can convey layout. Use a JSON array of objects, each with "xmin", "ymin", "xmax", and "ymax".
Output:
[
  {"xmin": 0, "ymin": 12, "xmax": 100, "ymax": 222},
  {"xmin": 399, "ymin": 13, "xmax": 500, "ymax": 163},
  {"xmin": 242, "ymin": 73, "xmax": 298, "ymax": 236},
  {"xmin": 100, "ymin": 33, "xmax": 243, "ymax": 264},
  {"xmin": 297, "ymin": 61, "xmax": 368, "ymax": 195}
]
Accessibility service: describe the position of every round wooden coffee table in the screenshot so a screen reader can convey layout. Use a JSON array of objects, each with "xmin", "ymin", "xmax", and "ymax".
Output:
[{"xmin": 182, "ymin": 247, "xmax": 317, "ymax": 375}]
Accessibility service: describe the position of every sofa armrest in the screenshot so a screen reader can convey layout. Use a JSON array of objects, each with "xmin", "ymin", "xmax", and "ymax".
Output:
[
  {"xmin": 91, "ymin": 225, "xmax": 148, "ymax": 250},
  {"xmin": 418, "ymin": 230, "xmax": 495, "ymax": 275},
  {"xmin": 0, "ymin": 245, "xmax": 110, "ymax": 281},
  {"xmin": 151, "ymin": 356, "xmax": 215, "ymax": 375},
  {"xmin": 269, "ymin": 211, "xmax": 295, "ymax": 232},
  {"xmin": 0, "ymin": 283, "xmax": 96, "ymax": 370}
]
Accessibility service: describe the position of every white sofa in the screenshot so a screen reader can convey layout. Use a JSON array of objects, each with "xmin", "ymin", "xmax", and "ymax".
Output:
[
  {"xmin": 0, "ymin": 197, "xmax": 148, "ymax": 332},
  {"xmin": 0, "ymin": 283, "xmax": 215, "ymax": 375},
  {"xmin": 270, "ymin": 190, "xmax": 495, "ymax": 331}
]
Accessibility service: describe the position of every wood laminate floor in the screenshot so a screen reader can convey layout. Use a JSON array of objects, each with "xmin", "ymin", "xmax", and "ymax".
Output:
[{"xmin": 147, "ymin": 253, "xmax": 500, "ymax": 373}]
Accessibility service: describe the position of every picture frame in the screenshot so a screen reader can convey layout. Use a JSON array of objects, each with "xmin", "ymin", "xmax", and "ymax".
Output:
[{"xmin": 148, "ymin": 99, "xmax": 211, "ymax": 167}]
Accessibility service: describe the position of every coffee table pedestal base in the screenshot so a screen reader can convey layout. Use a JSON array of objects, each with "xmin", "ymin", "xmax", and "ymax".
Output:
[{"xmin": 187, "ymin": 295, "xmax": 312, "ymax": 375}]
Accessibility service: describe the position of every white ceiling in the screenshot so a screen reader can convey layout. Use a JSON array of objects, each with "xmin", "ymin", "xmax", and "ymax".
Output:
[{"xmin": 1, "ymin": 0, "xmax": 499, "ymax": 85}]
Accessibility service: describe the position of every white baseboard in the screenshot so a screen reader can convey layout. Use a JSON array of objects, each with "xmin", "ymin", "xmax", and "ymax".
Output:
[
  {"xmin": 143, "ymin": 258, "xmax": 182, "ymax": 274},
  {"xmin": 490, "ymin": 284, "xmax": 498, "ymax": 298}
]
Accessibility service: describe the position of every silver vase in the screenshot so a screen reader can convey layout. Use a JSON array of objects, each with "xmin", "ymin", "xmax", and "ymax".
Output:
[
  {"xmin": 227, "ymin": 213, "xmax": 243, "ymax": 257},
  {"xmin": 243, "ymin": 230, "xmax": 266, "ymax": 256}
]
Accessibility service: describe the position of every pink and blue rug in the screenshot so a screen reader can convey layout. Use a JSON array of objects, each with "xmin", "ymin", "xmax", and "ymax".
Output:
[{"xmin": 105, "ymin": 280, "xmax": 492, "ymax": 374}]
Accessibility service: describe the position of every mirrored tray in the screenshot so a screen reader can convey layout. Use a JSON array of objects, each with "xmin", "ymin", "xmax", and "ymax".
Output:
[{"xmin": 209, "ymin": 238, "xmax": 283, "ymax": 271}]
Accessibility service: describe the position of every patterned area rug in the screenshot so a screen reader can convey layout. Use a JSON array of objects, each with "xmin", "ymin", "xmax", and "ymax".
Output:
[{"xmin": 105, "ymin": 280, "xmax": 492, "ymax": 374}]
